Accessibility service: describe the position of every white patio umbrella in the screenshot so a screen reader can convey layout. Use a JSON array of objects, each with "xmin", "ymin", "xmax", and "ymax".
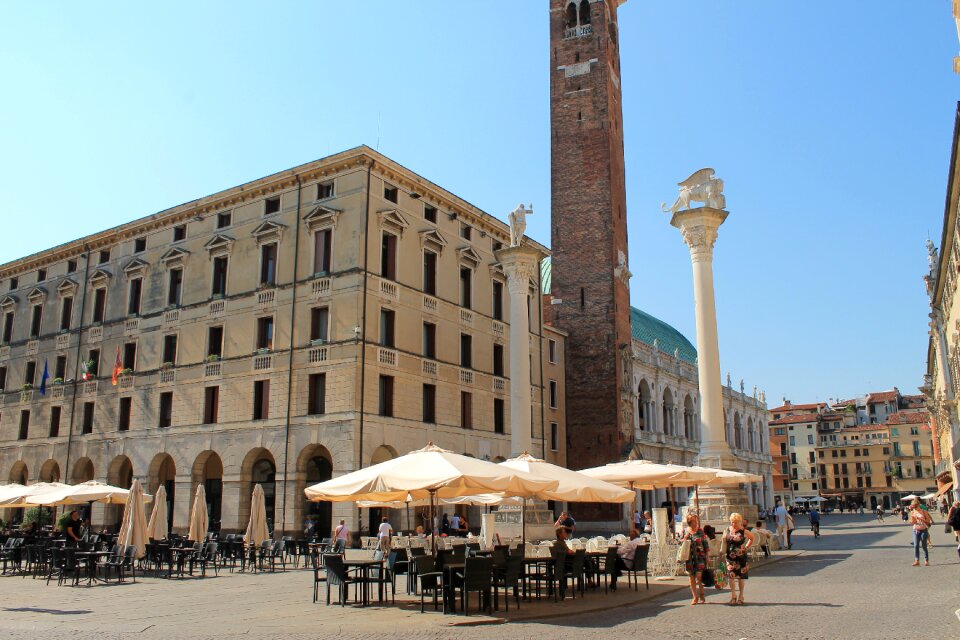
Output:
[
  {"xmin": 22, "ymin": 480, "xmax": 147, "ymax": 506},
  {"xmin": 0, "ymin": 482, "xmax": 70, "ymax": 506},
  {"xmin": 500, "ymin": 453, "xmax": 635, "ymax": 503},
  {"xmin": 900, "ymin": 494, "xmax": 920, "ymax": 502},
  {"xmin": 920, "ymin": 493, "xmax": 938, "ymax": 500},
  {"xmin": 580, "ymin": 459, "xmax": 716, "ymax": 519},
  {"xmin": 117, "ymin": 479, "xmax": 149, "ymax": 559},
  {"xmin": 187, "ymin": 484, "xmax": 209, "ymax": 542},
  {"xmin": 244, "ymin": 484, "xmax": 270, "ymax": 547},
  {"xmin": 686, "ymin": 467, "xmax": 764, "ymax": 487},
  {"xmin": 808, "ymin": 496, "xmax": 827, "ymax": 503},
  {"xmin": 147, "ymin": 484, "xmax": 169, "ymax": 540}
]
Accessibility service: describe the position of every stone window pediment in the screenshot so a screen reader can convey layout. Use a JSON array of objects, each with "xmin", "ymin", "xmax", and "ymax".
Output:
[
  {"xmin": 377, "ymin": 208, "xmax": 408, "ymax": 235},
  {"xmin": 251, "ymin": 220, "xmax": 285, "ymax": 245},
  {"xmin": 488, "ymin": 262, "xmax": 505, "ymax": 279},
  {"xmin": 303, "ymin": 205, "xmax": 341, "ymax": 232},
  {"xmin": 457, "ymin": 246, "xmax": 482, "ymax": 269},
  {"xmin": 0, "ymin": 294, "xmax": 18, "ymax": 310},
  {"xmin": 27, "ymin": 287, "xmax": 47, "ymax": 303},
  {"xmin": 203, "ymin": 234, "xmax": 235, "ymax": 256},
  {"xmin": 159, "ymin": 247, "xmax": 189, "ymax": 267},
  {"xmin": 420, "ymin": 229, "xmax": 447, "ymax": 253},
  {"xmin": 89, "ymin": 268, "xmax": 112, "ymax": 285},
  {"xmin": 123, "ymin": 258, "xmax": 149, "ymax": 278},
  {"xmin": 57, "ymin": 278, "xmax": 78, "ymax": 296}
]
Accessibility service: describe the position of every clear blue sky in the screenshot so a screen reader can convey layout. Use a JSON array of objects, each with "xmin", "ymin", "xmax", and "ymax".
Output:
[{"xmin": 0, "ymin": 1, "xmax": 956, "ymax": 405}]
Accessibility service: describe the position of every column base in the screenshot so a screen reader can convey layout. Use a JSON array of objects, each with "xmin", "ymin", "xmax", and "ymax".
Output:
[{"xmin": 689, "ymin": 486, "xmax": 759, "ymax": 531}]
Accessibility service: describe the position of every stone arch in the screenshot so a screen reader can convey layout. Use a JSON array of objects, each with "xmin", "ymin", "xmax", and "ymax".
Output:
[
  {"xmin": 564, "ymin": 2, "xmax": 577, "ymax": 29},
  {"xmin": 192, "ymin": 450, "xmax": 224, "ymax": 526},
  {"xmin": 148, "ymin": 452, "xmax": 177, "ymax": 532},
  {"xmin": 8, "ymin": 460, "xmax": 28, "ymax": 485},
  {"xmin": 683, "ymin": 394, "xmax": 696, "ymax": 440},
  {"xmin": 366, "ymin": 445, "xmax": 398, "ymax": 533},
  {"xmin": 240, "ymin": 448, "xmax": 277, "ymax": 535},
  {"xmin": 661, "ymin": 387, "xmax": 675, "ymax": 436},
  {"xmin": 38, "ymin": 459, "xmax": 61, "ymax": 483},
  {"xmin": 71, "ymin": 457, "xmax": 94, "ymax": 483},
  {"xmin": 637, "ymin": 380, "xmax": 653, "ymax": 431},
  {"xmin": 747, "ymin": 417, "xmax": 756, "ymax": 452},
  {"xmin": 298, "ymin": 444, "xmax": 333, "ymax": 538},
  {"xmin": 578, "ymin": 0, "xmax": 591, "ymax": 26},
  {"xmin": 733, "ymin": 412, "xmax": 743, "ymax": 450}
]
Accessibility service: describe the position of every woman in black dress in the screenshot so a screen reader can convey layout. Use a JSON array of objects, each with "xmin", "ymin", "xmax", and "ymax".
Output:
[{"xmin": 723, "ymin": 512, "xmax": 755, "ymax": 605}]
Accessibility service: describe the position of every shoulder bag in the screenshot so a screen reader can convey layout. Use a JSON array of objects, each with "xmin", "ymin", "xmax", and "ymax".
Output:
[{"xmin": 676, "ymin": 537, "xmax": 692, "ymax": 563}]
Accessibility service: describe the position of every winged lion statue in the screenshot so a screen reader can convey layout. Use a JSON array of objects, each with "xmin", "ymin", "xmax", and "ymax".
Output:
[{"xmin": 661, "ymin": 168, "xmax": 726, "ymax": 214}]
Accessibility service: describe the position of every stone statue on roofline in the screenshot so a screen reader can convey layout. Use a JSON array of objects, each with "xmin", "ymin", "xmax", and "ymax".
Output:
[
  {"xmin": 508, "ymin": 204, "xmax": 532, "ymax": 247},
  {"xmin": 661, "ymin": 168, "xmax": 726, "ymax": 214}
]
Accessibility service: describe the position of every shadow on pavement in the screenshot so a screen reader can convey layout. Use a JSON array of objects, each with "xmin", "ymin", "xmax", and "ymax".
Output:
[
  {"xmin": 759, "ymin": 553, "xmax": 851, "ymax": 577},
  {"xmin": 4, "ymin": 607, "xmax": 93, "ymax": 615}
]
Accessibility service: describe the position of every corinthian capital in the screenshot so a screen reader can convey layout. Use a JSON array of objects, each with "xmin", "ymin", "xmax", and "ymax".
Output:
[
  {"xmin": 506, "ymin": 262, "xmax": 537, "ymax": 295},
  {"xmin": 680, "ymin": 224, "xmax": 719, "ymax": 262}
]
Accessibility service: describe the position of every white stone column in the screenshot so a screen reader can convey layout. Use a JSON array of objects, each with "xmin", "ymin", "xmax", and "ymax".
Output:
[
  {"xmin": 495, "ymin": 246, "xmax": 540, "ymax": 457},
  {"xmin": 670, "ymin": 207, "xmax": 735, "ymax": 469}
]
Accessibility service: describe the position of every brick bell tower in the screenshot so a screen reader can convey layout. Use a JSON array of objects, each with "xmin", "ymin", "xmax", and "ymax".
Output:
[{"xmin": 548, "ymin": 1, "xmax": 633, "ymax": 486}]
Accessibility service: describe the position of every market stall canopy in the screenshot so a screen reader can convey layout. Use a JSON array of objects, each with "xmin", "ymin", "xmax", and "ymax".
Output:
[
  {"xmin": 304, "ymin": 444, "xmax": 559, "ymax": 503},
  {"xmin": 499, "ymin": 453, "xmax": 634, "ymax": 503},
  {"xmin": 579, "ymin": 460, "xmax": 716, "ymax": 490}
]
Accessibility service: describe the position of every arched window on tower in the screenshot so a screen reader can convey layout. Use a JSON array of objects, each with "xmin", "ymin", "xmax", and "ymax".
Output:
[
  {"xmin": 579, "ymin": 0, "xmax": 591, "ymax": 26},
  {"xmin": 565, "ymin": 3, "xmax": 578, "ymax": 29}
]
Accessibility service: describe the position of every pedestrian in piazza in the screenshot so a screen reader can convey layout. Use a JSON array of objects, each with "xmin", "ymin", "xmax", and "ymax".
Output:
[
  {"xmin": 773, "ymin": 502, "xmax": 788, "ymax": 548},
  {"xmin": 723, "ymin": 512, "xmax": 755, "ymax": 605},
  {"xmin": 946, "ymin": 500, "xmax": 960, "ymax": 559},
  {"xmin": 909, "ymin": 498, "xmax": 933, "ymax": 567},
  {"xmin": 785, "ymin": 511, "xmax": 796, "ymax": 549},
  {"xmin": 679, "ymin": 513, "xmax": 710, "ymax": 605},
  {"xmin": 634, "ymin": 509, "xmax": 642, "ymax": 531},
  {"xmin": 809, "ymin": 506, "xmax": 821, "ymax": 538},
  {"xmin": 876, "ymin": 505, "xmax": 885, "ymax": 522}
]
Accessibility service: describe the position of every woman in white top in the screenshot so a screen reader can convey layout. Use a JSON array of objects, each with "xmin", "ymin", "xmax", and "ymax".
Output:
[{"xmin": 377, "ymin": 516, "xmax": 393, "ymax": 552}]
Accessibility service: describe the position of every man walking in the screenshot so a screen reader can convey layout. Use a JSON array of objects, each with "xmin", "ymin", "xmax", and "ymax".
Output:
[
  {"xmin": 377, "ymin": 516, "xmax": 393, "ymax": 553},
  {"xmin": 774, "ymin": 502, "xmax": 788, "ymax": 548}
]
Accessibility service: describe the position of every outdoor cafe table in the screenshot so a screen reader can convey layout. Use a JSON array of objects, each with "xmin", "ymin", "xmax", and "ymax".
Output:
[
  {"xmin": 170, "ymin": 546, "xmax": 195, "ymax": 578},
  {"xmin": 74, "ymin": 550, "xmax": 111, "ymax": 585},
  {"xmin": 343, "ymin": 557, "xmax": 384, "ymax": 607}
]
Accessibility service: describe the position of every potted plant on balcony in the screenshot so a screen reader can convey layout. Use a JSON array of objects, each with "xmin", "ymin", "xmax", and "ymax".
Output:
[
  {"xmin": 160, "ymin": 361, "xmax": 174, "ymax": 371},
  {"xmin": 119, "ymin": 368, "xmax": 133, "ymax": 377},
  {"xmin": 21, "ymin": 383, "xmax": 32, "ymax": 391},
  {"xmin": 52, "ymin": 377, "xmax": 63, "ymax": 385},
  {"xmin": 256, "ymin": 348, "xmax": 271, "ymax": 355},
  {"xmin": 205, "ymin": 354, "xmax": 221, "ymax": 362}
]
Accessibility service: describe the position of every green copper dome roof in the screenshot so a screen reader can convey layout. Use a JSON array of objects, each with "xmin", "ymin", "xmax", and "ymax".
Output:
[{"xmin": 540, "ymin": 258, "xmax": 698, "ymax": 364}]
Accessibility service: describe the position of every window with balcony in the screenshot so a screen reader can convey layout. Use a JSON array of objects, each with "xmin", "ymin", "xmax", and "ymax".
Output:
[
  {"xmin": 492, "ymin": 281, "xmax": 504, "ymax": 321},
  {"xmin": 207, "ymin": 326, "xmax": 223, "ymax": 358},
  {"xmin": 54, "ymin": 356, "xmax": 66, "ymax": 380},
  {"xmin": 460, "ymin": 391, "xmax": 472, "ymax": 429},
  {"xmin": 260, "ymin": 243, "xmax": 277, "ymax": 286},
  {"xmin": 123, "ymin": 342, "xmax": 137, "ymax": 370},
  {"xmin": 212, "ymin": 256, "xmax": 228, "ymax": 297},
  {"xmin": 29, "ymin": 304, "xmax": 42, "ymax": 337},
  {"xmin": 24, "ymin": 360, "xmax": 36, "ymax": 387},
  {"xmin": 313, "ymin": 229, "xmax": 332, "ymax": 275},
  {"xmin": 460, "ymin": 333, "xmax": 472, "ymax": 368},
  {"xmin": 162, "ymin": 334, "xmax": 178, "ymax": 366},
  {"xmin": 380, "ymin": 233, "xmax": 397, "ymax": 281},
  {"xmin": 459, "ymin": 267, "xmax": 472, "ymax": 308},
  {"xmin": 310, "ymin": 307, "xmax": 329, "ymax": 343},
  {"xmin": 422, "ymin": 322, "xmax": 436, "ymax": 359},
  {"xmin": 167, "ymin": 268, "xmax": 183, "ymax": 306},
  {"xmin": 87, "ymin": 349, "xmax": 100, "ymax": 376},
  {"xmin": 493, "ymin": 344, "xmax": 504, "ymax": 377},
  {"xmin": 49, "ymin": 406, "xmax": 60, "ymax": 437},
  {"xmin": 2, "ymin": 311, "xmax": 13, "ymax": 343},
  {"xmin": 256, "ymin": 316, "xmax": 274, "ymax": 351},
  {"xmin": 18, "ymin": 410, "xmax": 29, "ymax": 440},
  {"xmin": 59, "ymin": 296, "xmax": 73, "ymax": 331},
  {"xmin": 423, "ymin": 250, "xmax": 437, "ymax": 296}
]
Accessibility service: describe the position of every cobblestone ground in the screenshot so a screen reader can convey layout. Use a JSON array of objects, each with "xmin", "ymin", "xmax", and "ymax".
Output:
[{"xmin": 0, "ymin": 515, "xmax": 957, "ymax": 639}]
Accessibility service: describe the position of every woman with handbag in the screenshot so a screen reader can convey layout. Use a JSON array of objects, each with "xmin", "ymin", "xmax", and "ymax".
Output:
[
  {"xmin": 909, "ymin": 497, "xmax": 933, "ymax": 566},
  {"xmin": 679, "ymin": 512, "xmax": 710, "ymax": 605},
  {"xmin": 723, "ymin": 512, "xmax": 755, "ymax": 605}
]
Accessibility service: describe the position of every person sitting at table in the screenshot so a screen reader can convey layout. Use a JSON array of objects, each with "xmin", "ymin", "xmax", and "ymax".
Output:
[
  {"xmin": 458, "ymin": 516, "xmax": 469, "ymax": 536},
  {"xmin": 610, "ymin": 529, "xmax": 646, "ymax": 591},
  {"xmin": 415, "ymin": 525, "xmax": 426, "ymax": 538},
  {"xmin": 63, "ymin": 510, "xmax": 82, "ymax": 546}
]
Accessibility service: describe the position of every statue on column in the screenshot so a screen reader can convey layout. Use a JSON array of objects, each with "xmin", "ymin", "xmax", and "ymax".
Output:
[
  {"xmin": 661, "ymin": 168, "xmax": 726, "ymax": 214},
  {"xmin": 509, "ymin": 204, "xmax": 533, "ymax": 247}
]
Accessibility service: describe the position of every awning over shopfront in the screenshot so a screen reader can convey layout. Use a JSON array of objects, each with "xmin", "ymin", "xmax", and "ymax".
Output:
[{"xmin": 936, "ymin": 481, "xmax": 953, "ymax": 497}]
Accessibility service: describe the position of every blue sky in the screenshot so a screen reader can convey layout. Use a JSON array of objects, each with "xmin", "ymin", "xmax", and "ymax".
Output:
[{"xmin": 0, "ymin": 1, "xmax": 956, "ymax": 404}]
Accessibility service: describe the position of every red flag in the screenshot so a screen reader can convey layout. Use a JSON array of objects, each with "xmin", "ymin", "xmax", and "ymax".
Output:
[{"xmin": 111, "ymin": 345, "xmax": 122, "ymax": 386}]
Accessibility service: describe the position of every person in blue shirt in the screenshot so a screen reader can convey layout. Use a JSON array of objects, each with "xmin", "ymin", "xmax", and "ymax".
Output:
[{"xmin": 809, "ymin": 507, "xmax": 821, "ymax": 538}]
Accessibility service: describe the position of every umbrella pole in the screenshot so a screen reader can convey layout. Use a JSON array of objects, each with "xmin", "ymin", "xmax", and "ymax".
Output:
[{"xmin": 521, "ymin": 498, "xmax": 526, "ymax": 548}]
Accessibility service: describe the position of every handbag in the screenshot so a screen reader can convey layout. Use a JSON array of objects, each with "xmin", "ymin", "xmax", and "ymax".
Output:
[
  {"xmin": 701, "ymin": 568, "xmax": 715, "ymax": 588},
  {"xmin": 719, "ymin": 529, "xmax": 729, "ymax": 556},
  {"xmin": 676, "ymin": 538, "xmax": 692, "ymax": 563}
]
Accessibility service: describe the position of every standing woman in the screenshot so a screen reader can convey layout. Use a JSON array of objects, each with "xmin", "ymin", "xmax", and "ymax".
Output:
[
  {"xmin": 680, "ymin": 513, "xmax": 710, "ymax": 605},
  {"xmin": 723, "ymin": 513, "xmax": 755, "ymax": 605},
  {"xmin": 909, "ymin": 497, "xmax": 933, "ymax": 566}
]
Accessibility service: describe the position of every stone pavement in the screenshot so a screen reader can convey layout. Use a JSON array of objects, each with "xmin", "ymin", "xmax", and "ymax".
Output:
[{"xmin": 0, "ymin": 516, "xmax": 957, "ymax": 640}]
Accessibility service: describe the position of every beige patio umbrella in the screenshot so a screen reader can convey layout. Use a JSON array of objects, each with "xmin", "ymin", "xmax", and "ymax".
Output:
[
  {"xmin": 0, "ymin": 482, "xmax": 70, "ymax": 506},
  {"xmin": 306, "ymin": 443, "xmax": 558, "ymax": 540},
  {"xmin": 22, "ymin": 480, "xmax": 147, "ymax": 506},
  {"xmin": 693, "ymin": 467, "xmax": 764, "ymax": 486},
  {"xmin": 244, "ymin": 483, "xmax": 270, "ymax": 547},
  {"xmin": 187, "ymin": 483, "xmax": 208, "ymax": 542},
  {"xmin": 147, "ymin": 484, "xmax": 169, "ymax": 540},
  {"xmin": 117, "ymin": 479, "xmax": 149, "ymax": 559},
  {"xmin": 500, "ymin": 453, "xmax": 635, "ymax": 503},
  {"xmin": 580, "ymin": 460, "xmax": 716, "ymax": 522}
]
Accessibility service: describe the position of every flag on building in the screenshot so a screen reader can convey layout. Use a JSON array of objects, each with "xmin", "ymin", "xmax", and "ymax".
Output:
[
  {"xmin": 111, "ymin": 345, "xmax": 122, "ymax": 386},
  {"xmin": 39, "ymin": 359, "xmax": 49, "ymax": 395},
  {"xmin": 80, "ymin": 358, "xmax": 90, "ymax": 382}
]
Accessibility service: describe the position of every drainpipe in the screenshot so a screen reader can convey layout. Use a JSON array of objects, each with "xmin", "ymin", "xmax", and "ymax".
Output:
[
  {"xmin": 279, "ymin": 176, "xmax": 302, "ymax": 536},
  {"xmin": 536, "ymin": 257, "xmax": 547, "ymax": 460},
  {"xmin": 64, "ymin": 246, "xmax": 91, "ymax": 481},
  {"xmin": 357, "ymin": 162, "xmax": 373, "ymax": 531}
]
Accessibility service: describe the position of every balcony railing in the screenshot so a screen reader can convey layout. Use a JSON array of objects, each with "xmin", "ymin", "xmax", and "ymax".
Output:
[
  {"xmin": 163, "ymin": 309, "xmax": 179, "ymax": 325},
  {"xmin": 204, "ymin": 362, "xmax": 222, "ymax": 378},
  {"xmin": 493, "ymin": 377, "xmax": 506, "ymax": 394},
  {"xmin": 459, "ymin": 369, "xmax": 474, "ymax": 385},
  {"xmin": 311, "ymin": 277, "xmax": 331, "ymax": 298},
  {"xmin": 379, "ymin": 280, "xmax": 399, "ymax": 300},
  {"xmin": 423, "ymin": 295, "xmax": 438, "ymax": 313},
  {"xmin": 253, "ymin": 354, "xmax": 272, "ymax": 371},
  {"xmin": 257, "ymin": 289, "xmax": 276, "ymax": 306},
  {"xmin": 422, "ymin": 360, "xmax": 437, "ymax": 376},
  {"xmin": 564, "ymin": 24, "xmax": 592, "ymax": 39},
  {"xmin": 89, "ymin": 326, "xmax": 103, "ymax": 342},
  {"xmin": 209, "ymin": 300, "xmax": 225, "ymax": 317},
  {"xmin": 308, "ymin": 347, "xmax": 328, "ymax": 364},
  {"xmin": 378, "ymin": 348, "xmax": 397, "ymax": 368},
  {"xmin": 124, "ymin": 318, "xmax": 139, "ymax": 334},
  {"xmin": 460, "ymin": 309, "xmax": 474, "ymax": 325},
  {"xmin": 56, "ymin": 333, "xmax": 70, "ymax": 351},
  {"xmin": 492, "ymin": 321, "xmax": 505, "ymax": 339}
]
